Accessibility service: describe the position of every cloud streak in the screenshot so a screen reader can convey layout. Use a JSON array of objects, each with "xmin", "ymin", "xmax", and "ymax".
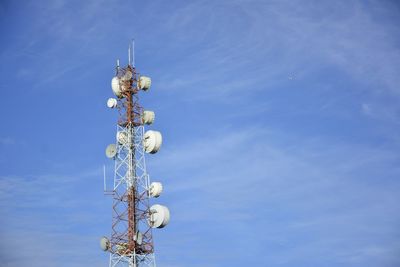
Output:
[
  {"xmin": 148, "ymin": 125, "xmax": 400, "ymax": 266},
  {"xmin": 1, "ymin": 0, "xmax": 400, "ymax": 266}
]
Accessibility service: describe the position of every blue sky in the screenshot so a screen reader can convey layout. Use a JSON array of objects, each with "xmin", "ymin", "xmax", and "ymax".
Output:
[{"xmin": 0, "ymin": 0, "xmax": 400, "ymax": 266}]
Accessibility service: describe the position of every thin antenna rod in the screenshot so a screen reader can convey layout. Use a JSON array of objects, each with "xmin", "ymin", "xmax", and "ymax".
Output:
[
  {"xmin": 103, "ymin": 165, "xmax": 106, "ymax": 191},
  {"xmin": 116, "ymin": 59, "xmax": 120, "ymax": 73},
  {"xmin": 128, "ymin": 44, "xmax": 131, "ymax": 66},
  {"xmin": 131, "ymin": 39, "xmax": 135, "ymax": 68}
]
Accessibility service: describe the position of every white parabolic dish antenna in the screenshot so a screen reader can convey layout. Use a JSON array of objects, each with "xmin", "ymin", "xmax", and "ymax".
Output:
[
  {"xmin": 142, "ymin": 110, "xmax": 155, "ymax": 125},
  {"xmin": 149, "ymin": 182, "xmax": 163, "ymax": 198},
  {"xmin": 144, "ymin": 130, "xmax": 162, "ymax": 154},
  {"xmin": 105, "ymin": 144, "xmax": 117, "ymax": 158},
  {"xmin": 107, "ymin": 98, "xmax": 118, "ymax": 108},
  {"xmin": 111, "ymin": 77, "xmax": 123, "ymax": 98},
  {"xmin": 100, "ymin": 236, "xmax": 110, "ymax": 251},
  {"xmin": 117, "ymin": 131, "xmax": 128, "ymax": 145},
  {"xmin": 139, "ymin": 76, "xmax": 151, "ymax": 91},
  {"xmin": 149, "ymin": 204, "xmax": 170, "ymax": 228}
]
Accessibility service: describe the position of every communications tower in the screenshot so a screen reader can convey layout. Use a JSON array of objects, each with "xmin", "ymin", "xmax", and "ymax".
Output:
[{"xmin": 100, "ymin": 42, "xmax": 170, "ymax": 267}]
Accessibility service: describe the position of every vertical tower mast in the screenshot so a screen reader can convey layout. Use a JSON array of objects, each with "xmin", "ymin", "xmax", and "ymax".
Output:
[{"xmin": 101, "ymin": 42, "xmax": 170, "ymax": 267}]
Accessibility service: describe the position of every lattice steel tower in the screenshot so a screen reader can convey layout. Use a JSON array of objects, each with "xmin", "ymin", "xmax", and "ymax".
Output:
[{"xmin": 101, "ymin": 41, "xmax": 170, "ymax": 267}]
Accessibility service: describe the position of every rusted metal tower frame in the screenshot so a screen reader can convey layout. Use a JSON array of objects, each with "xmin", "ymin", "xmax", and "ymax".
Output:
[{"xmin": 109, "ymin": 63, "xmax": 156, "ymax": 267}]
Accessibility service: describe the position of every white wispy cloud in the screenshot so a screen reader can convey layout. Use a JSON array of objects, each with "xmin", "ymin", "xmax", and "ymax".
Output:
[
  {"xmin": 147, "ymin": 125, "xmax": 400, "ymax": 266},
  {"xmin": 0, "ymin": 137, "xmax": 15, "ymax": 146},
  {"xmin": 361, "ymin": 102, "xmax": 400, "ymax": 124},
  {"xmin": 149, "ymin": 0, "xmax": 400, "ymax": 112},
  {"xmin": 1, "ymin": 0, "xmax": 400, "ymax": 266},
  {"xmin": 0, "ymin": 168, "xmax": 109, "ymax": 267}
]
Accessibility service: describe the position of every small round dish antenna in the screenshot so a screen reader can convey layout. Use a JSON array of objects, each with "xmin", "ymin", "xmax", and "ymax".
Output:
[
  {"xmin": 105, "ymin": 144, "xmax": 117, "ymax": 158},
  {"xmin": 142, "ymin": 110, "xmax": 155, "ymax": 125},
  {"xmin": 107, "ymin": 98, "xmax": 118, "ymax": 108},
  {"xmin": 138, "ymin": 76, "xmax": 151, "ymax": 91},
  {"xmin": 149, "ymin": 182, "xmax": 163, "ymax": 198},
  {"xmin": 117, "ymin": 131, "xmax": 128, "ymax": 145},
  {"xmin": 148, "ymin": 204, "xmax": 170, "ymax": 228},
  {"xmin": 144, "ymin": 130, "xmax": 162, "ymax": 154},
  {"xmin": 100, "ymin": 236, "xmax": 110, "ymax": 251}
]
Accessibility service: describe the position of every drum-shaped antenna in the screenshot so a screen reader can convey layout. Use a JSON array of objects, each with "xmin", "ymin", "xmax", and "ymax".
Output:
[
  {"xmin": 149, "ymin": 182, "xmax": 163, "ymax": 198},
  {"xmin": 100, "ymin": 236, "xmax": 110, "ymax": 251},
  {"xmin": 107, "ymin": 98, "xmax": 118, "ymax": 108},
  {"xmin": 138, "ymin": 76, "xmax": 151, "ymax": 91},
  {"xmin": 105, "ymin": 144, "xmax": 117, "ymax": 158},
  {"xmin": 111, "ymin": 77, "xmax": 123, "ymax": 98},
  {"xmin": 143, "ymin": 130, "xmax": 162, "ymax": 154},
  {"xmin": 116, "ymin": 131, "xmax": 128, "ymax": 145},
  {"xmin": 148, "ymin": 204, "xmax": 170, "ymax": 228},
  {"xmin": 142, "ymin": 110, "xmax": 155, "ymax": 125}
]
